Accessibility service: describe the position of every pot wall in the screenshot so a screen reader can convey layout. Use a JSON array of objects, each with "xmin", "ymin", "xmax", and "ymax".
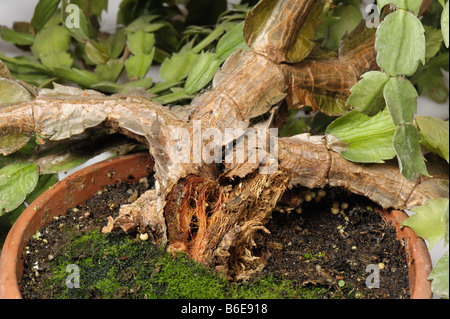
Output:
[{"xmin": 377, "ymin": 209, "xmax": 433, "ymax": 299}]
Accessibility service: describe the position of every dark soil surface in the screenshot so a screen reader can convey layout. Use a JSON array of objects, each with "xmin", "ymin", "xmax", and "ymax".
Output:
[
  {"xmin": 21, "ymin": 174, "xmax": 155, "ymax": 299},
  {"xmin": 255, "ymin": 187, "xmax": 410, "ymax": 299},
  {"xmin": 21, "ymin": 177, "xmax": 409, "ymax": 299}
]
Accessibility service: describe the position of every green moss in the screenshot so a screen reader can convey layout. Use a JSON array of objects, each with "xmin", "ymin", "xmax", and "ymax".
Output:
[
  {"xmin": 230, "ymin": 276, "xmax": 328, "ymax": 299},
  {"xmin": 42, "ymin": 229, "xmax": 330, "ymax": 299}
]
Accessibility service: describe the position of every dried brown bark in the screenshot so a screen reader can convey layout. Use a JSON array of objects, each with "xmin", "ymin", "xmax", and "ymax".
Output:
[
  {"xmin": 1, "ymin": 0, "xmax": 448, "ymax": 279},
  {"xmin": 244, "ymin": 0, "xmax": 327, "ymax": 63},
  {"xmin": 278, "ymin": 135, "xmax": 448, "ymax": 210},
  {"xmin": 191, "ymin": 50, "xmax": 288, "ymax": 131},
  {"xmin": 285, "ymin": 25, "xmax": 378, "ymax": 114}
]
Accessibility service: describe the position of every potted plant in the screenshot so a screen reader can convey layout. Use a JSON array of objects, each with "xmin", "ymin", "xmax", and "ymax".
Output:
[{"xmin": 1, "ymin": 0, "xmax": 448, "ymax": 299}]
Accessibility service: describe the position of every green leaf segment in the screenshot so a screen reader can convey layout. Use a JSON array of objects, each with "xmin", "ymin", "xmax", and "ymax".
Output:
[
  {"xmin": 402, "ymin": 198, "xmax": 449, "ymax": 298},
  {"xmin": 328, "ymin": 2, "xmax": 449, "ymax": 297},
  {"xmin": 330, "ymin": 1, "xmax": 445, "ymax": 182},
  {"xmin": 373, "ymin": 4, "xmax": 427, "ymax": 181}
]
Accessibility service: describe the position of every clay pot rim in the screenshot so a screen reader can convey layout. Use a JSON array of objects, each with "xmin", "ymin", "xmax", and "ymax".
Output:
[
  {"xmin": 376, "ymin": 209, "xmax": 433, "ymax": 299},
  {"xmin": 0, "ymin": 153, "xmax": 433, "ymax": 299}
]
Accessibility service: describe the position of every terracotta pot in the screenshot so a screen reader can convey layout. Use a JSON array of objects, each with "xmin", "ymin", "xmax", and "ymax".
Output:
[
  {"xmin": 377, "ymin": 209, "xmax": 433, "ymax": 299},
  {"xmin": 0, "ymin": 153, "xmax": 432, "ymax": 299},
  {"xmin": 0, "ymin": 152, "xmax": 154, "ymax": 299}
]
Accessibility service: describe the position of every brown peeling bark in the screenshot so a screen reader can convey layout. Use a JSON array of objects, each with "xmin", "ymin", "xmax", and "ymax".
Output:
[
  {"xmin": 0, "ymin": 103, "xmax": 34, "ymax": 135},
  {"xmin": 244, "ymin": 0, "xmax": 327, "ymax": 63},
  {"xmin": 278, "ymin": 134, "xmax": 330, "ymax": 189},
  {"xmin": 191, "ymin": 50, "xmax": 288, "ymax": 131},
  {"xmin": 328, "ymin": 153, "xmax": 419, "ymax": 209},
  {"xmin": 284, "ymin": 25, "xmax": 378, "ymax": 114},
  {"xmin": 278, "ymin": 134, "xmax": 448, "ymax": 210}
]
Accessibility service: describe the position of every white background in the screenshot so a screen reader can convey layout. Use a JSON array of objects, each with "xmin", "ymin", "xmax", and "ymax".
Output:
[{"xmin": 1, "ymin": 0, "xmax": 449, "ymax": 297}]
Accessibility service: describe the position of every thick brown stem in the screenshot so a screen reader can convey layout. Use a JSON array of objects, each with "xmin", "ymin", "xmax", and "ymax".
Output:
[
  {"xmin": 284, "ymin": 24, "xmax": 378, "ymax": 115},
  {"xmin": 244, "ymin": 0, "xmax": 327, "ymax": 63},
  {"xmin": 0, "ymin": 103, "xmax": 35, "ymax": 136},
  {"xmin": 278, "ymin": 134, "xmax": 449, "ymax": 210},
  {"xmin": 190, "ymin": 50, "xmax": 288, "ymax": 131},
  {"xmin": 0, "ymin": 87, "xmax": 210, "ymax": 194}
]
